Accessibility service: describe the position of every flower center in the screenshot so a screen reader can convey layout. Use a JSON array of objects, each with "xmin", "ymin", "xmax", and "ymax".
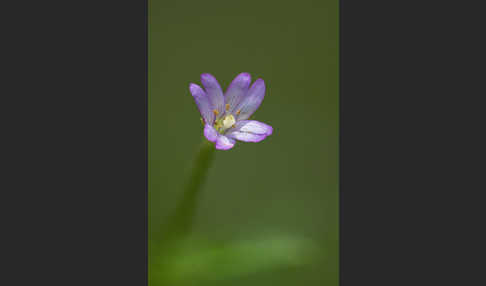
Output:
[{"xmin": 214, "ymin": 114, "xmax": 235, "ymax": 133}]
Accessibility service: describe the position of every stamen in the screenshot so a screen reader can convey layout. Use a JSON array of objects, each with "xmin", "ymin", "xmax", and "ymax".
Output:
[
  {"xmin": 213, "ymin": 109, "xmax": 219, "ymax": 116},
  {"xmin": 225, "ymin": 103, "xmax": 230, "ymax": 111},
  {"xmin": 236, "ymin": 109, "xmax": 241, "ymax": 115}
]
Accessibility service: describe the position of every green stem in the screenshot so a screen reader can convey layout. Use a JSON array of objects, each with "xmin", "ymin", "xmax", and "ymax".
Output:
[{"xmin": 160, "ymin": 139, "xmax": 215, "ymax": 244}]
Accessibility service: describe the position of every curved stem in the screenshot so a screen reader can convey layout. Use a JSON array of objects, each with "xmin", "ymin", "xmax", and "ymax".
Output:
[{"xmin": 161, "ymin": 139, "xmax": 215, "ymax": 244}]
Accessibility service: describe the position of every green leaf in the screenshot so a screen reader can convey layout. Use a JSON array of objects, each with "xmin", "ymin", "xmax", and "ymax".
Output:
[{"xmin": 153, "ymin": 235, "xmax": 319, "ymax": 284}]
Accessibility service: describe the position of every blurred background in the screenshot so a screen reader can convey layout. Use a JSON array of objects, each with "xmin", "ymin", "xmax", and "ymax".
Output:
[{"xmin": 149, "ymin": 0, "xmax": 338, "ymax": 285}]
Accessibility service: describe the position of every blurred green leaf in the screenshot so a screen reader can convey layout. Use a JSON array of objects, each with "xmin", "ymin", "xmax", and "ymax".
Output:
[{"xmin": 152, "ymin": 235, "xmax": 319, "ymax": 285}]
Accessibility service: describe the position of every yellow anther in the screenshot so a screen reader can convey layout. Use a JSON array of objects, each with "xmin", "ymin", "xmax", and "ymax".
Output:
[
  {"xmin": 236, "ymin": 109, "xmax": 241, "ymax": 115},
  {"xmin": 225, "ymin": 103, "xmax": 230, "ymax": 111},
  {"xmin": 213, "ymin": 109, "xmax": 219, "ymax": 116}
]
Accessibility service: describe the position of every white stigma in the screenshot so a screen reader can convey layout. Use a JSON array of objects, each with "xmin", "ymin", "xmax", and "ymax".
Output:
[{"xmin": 222, "ymin": 114, "xmax": 236, "ymax": 130}]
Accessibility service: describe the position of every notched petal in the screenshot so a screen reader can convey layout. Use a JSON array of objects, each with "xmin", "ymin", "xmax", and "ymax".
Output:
[
  {"xmin": 215, "ymin": 135, "xmax": 235, "ymax": 150},
  {"xmin": 224, "ymin": 72, "xmax": 252, "ymax": 113},
  {"xmin": 235, "ymin": 78, "xmax": 266, "ymax": 121},
  {"xmin": 226, "ymin": 120, "xmax": 273, "ymax": 143},
  {"xmin": 204, "ymin": 124, "xmax": 218, "ymax": 143},
  {"xmin": 201, "ymin": 73, "xmax": 224, "ymax": 116},
  {"xmin": 226, "ymin": 132, "xmax": 267, "ymax": 143},
  {"xmin": 189, "ymin": 83, "xmax": 214, "ymax": 124},
  {"xmin": 234, "ymin": 120, "xmax": 273, "ymax": 135}
]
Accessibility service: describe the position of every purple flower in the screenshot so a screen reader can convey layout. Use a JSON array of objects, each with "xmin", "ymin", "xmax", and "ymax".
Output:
[{"xmin": 189, "ymin": 73, "xmax": 273, "ymax": 150}]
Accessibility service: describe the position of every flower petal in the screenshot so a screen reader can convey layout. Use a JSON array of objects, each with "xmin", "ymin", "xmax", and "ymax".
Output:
[
  {"xmin": 189, "ymin": 83, "xmax": 214, "ymax": 124},
  {"xmin": 235, "ymin": 78, "xmax": 266, "ymax": 121},
  {"xmin": 226, "ymin": 120, "xmax": 273, "ymax": 143},
  {"xmin": 201, "ymin": 73, "xmax": 224, "ymax": 117},
  {"xmin": 226, "ymin": 132, "xmax": 267, "ymax": 142},
  {"xmin": 233, "ymin": 120, "xmax": 273, "ymax": 135},
  {"xmin": 215, "ymin": 135, "xmax": 236, "ymax": 150},
  {"xmin": 204, "ymin": 124, "xmax": 218, "ymax": 143},
  {"xmin": 224, "ymin": 72, "xmax": 251, "ymax": 114}
]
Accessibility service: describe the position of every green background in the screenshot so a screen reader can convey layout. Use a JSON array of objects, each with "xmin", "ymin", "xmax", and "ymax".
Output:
[{"xmin": 149, "ymin": 0, "xmax": 338, "ymax": 285}]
